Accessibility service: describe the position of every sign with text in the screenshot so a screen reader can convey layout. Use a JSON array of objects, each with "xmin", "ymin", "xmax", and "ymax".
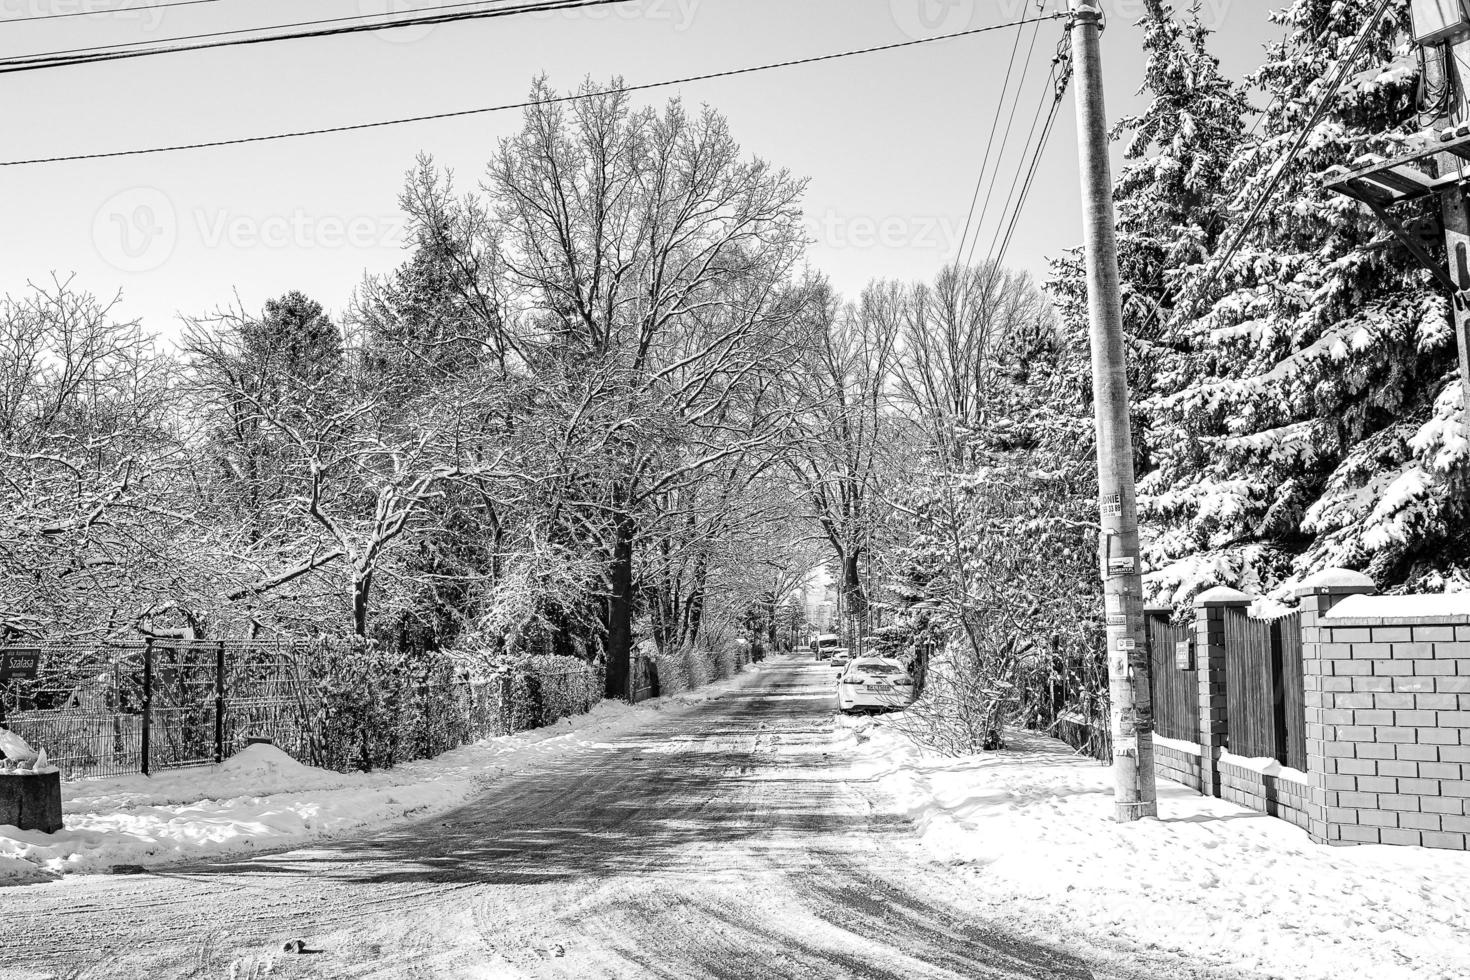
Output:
[
  {"xmin": 1175, "ymin": 639, "xmax": 1195, "ymax": 671},
  {"xmin": 0, "ymin": 649, "xmax": 41, "ymax": 682}
]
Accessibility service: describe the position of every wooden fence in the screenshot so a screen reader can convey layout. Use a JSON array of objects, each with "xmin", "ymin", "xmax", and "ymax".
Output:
[
  {"xmin": 1145, "ymin": 607, "xmax": 1306, "ymax": 771},
  {"xmin": 1146, "ymin": 611, "xmax": 1197, "ymax": 742}
]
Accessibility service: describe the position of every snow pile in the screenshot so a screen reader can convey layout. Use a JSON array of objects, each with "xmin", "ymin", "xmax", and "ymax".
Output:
[
  {"xmin": 844, "ymin": 717, "xmax": 1470, "ymax": 980},
  {"xmin": 0, "ymin": 688, "xmax": 720, "ymax": 885}
]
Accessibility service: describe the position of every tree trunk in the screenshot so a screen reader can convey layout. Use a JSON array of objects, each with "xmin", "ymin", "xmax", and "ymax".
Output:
[
  {"xmin": 603, "ymin": 514, "xmax": 635, "ymax": 700},
  {"xmin": 682, "ymin": 554, "xmax": 708, "ymax": 649},
  {"xmin": 353, "ymin": 569, "xmax": 373, "ymax": 638},
  {"xmin": 840, "ymin": 550, "xmax": 866, "ymax": 647}
]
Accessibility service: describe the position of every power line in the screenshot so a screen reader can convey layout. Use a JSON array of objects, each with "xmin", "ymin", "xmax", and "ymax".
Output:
[
  {"xmin": 993, "ymin": 36, "xmax": 1074, "ymax": 267},
  {"xmin": 993, "ymin": 69, "xmax": 1070, "ymax": 268},
  {"xmin": 960, "ymin": 13, "xmax": 1048, "ymax": 272},
  {"xmin": 973, "ymin": 43, "xmax": 1058, "ymax": 270},
  {"xmin": 1, "ymin": 17, "xmax": 1062, "ymax": 166},
  {"xmin": 1, "ymin": 0, "xmax": 218, "ymax": 23},
  {"xmin": 950, "ymin": 15, "xmax": 1031, "ymax": 274},
  {"xmin": 0, "ymin": 0, "xmax": 607, "ymax": 73}
]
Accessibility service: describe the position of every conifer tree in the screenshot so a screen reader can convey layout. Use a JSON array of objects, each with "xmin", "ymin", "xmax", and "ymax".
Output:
[{"xmin": 1141, "ymin": 0, "xmax": 1468, "ymax": 599}]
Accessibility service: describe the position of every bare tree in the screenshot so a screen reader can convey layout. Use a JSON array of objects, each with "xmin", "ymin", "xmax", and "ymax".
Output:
[
  {"xmin": 0, "ymin": 278, "xmax": 212, "ymax": 639},
  {"xmin": 784, "ymin": 277, "xmax": 902, "ymax": 648},
  {"xmin": 390, "ymin": 79, "xmax": 809, "ymax": 696}
]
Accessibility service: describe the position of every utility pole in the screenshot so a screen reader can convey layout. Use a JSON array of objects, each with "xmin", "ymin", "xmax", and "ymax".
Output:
[{"xmin": 1068, "ymin": 0, "xmax": 1158, "ymax": 822}]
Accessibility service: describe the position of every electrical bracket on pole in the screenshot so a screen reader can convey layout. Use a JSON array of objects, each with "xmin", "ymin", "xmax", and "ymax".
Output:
[
  {"xmin": 1362, "ymin": 197, "xmax": 1462, "ymax": 295},
  {"xmin": 1323, "ymin": 125, "xmax": 1470, "ymax": 300}
]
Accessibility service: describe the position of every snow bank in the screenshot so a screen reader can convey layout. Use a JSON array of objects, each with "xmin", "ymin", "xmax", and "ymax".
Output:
[
  {"xmin": 842, "ymin": 716, "xmax": 1470, "ymax": 980},
  {"xmin": 0, "ymin": 677, "xmax": 750, "ymax": 886}
]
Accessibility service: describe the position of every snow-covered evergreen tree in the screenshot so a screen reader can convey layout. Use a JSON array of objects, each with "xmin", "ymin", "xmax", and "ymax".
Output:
[
  {"xmin": 1051, "ymin": 0, "xmax": 1467, "ymax": 603},
  {"xmin": 1141, "ymin": 0, "xmax": 1468, "ymax": 600}
]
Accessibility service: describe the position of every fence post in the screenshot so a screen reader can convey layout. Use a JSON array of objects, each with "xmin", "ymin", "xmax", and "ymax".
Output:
[
  {"xmin": 1294, "ymin": 568, "xmax": 1377, "ymax": 844},
  {"xmin": 214, "ymin": 641, "xmax": 226, "ymax": 764},
  {"xmin": 1194, "ymin": 587, "xmax": 1252, "ymax": 799},
  {"xmin": 141, "ymin": 639, "xmax": 153, "ymax": 777}
]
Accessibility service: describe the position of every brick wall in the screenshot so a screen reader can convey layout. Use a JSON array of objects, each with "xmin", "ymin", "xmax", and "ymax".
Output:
[
  {"xmin": 1302, "ymin": 588, "xmax": 1470, "ymax": 850},
  {"xmin": 1153, "ymin": 738, "xmax": 1203, "ymax": 792},
  {"xmin": 1153, "ymin": 734, "xmax": 1310, "ymax": 829},
  {"xmin": 1218, "ymin": 756, "xmax": 1311, "ymax": 832}
]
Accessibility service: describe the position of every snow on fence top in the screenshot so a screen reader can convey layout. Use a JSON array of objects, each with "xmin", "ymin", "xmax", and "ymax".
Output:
[{"xmin": 1324, "ymin": 593, "xmax": 1470, "ymax": 624}]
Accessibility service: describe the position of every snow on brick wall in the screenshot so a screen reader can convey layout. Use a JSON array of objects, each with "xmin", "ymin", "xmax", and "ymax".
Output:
[{"xmin": 1326, "ymin": 594, "xmax": 1470, "ymax": 621}]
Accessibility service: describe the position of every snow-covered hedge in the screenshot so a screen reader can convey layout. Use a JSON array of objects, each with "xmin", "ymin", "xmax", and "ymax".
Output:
[
  {"xmin": 647, "ymin": 637, "xmax": 746, "ymax": 696},
  {"xmin": 293, "ymin": 645, "xmax": 601, "ymax": 773}
]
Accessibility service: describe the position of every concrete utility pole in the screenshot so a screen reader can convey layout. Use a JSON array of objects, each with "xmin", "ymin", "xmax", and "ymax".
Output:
[{"xmin": 1068, "ymin": 0, "xmax": 1158, "ymax": 822}]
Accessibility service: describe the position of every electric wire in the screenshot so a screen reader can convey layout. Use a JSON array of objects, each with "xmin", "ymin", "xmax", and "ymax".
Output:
[
  {"xmin": 1, "ymin": 0, "xmax": 218, "ymax": 23},
  {"xmin": 0, "ymin": 0, "xmax": 614, "ymax": 73},
  {"xmin": 994, "ymin": 64, "xmax": 1071, "ymax": 269},
  {"xmin": 973, "ymin": 49, "xmax": 1057, "ymax": 270},
  {"xmin": 950, "ymin": 15, "xmax": 1030, "ymax": 276},
  {"xmin": 960, "ymin": 13, "xmax": 1048, "ymax": 273},
  {"xmin": 1, "ymin": 16, "xmax": 1061, "ymax": 166}
]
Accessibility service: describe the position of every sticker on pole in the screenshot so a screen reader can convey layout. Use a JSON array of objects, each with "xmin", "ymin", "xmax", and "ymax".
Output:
[
  {"xmin": 1115, "ymin": 637, "xmax": 1138, "ymax": 652},
  {"xmin": 1100, "ymin": 492, "xmax": 1123, "ymax": 518},
  {"xmin": 1107, "ymin": 557, "xmax": 1137, "ymax": 577}
]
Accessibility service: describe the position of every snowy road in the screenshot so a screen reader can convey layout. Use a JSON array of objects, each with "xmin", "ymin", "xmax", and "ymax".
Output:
[{"xmin": 1, "ymin": 657, "xmax": 1246, "ymax": 980}]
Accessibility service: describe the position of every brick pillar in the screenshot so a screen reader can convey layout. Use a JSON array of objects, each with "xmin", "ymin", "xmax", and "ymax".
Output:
[
  {"xmin": 1194, "ymin": 587, "xmax": 1253, "ymax": 798},
  {"xmin": 1294, "ymin": 568, "xmax": 1377, "ymax": 844}
]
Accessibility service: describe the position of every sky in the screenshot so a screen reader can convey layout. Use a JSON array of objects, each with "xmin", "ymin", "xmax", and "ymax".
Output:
[{"xmin": 0, "ymin": 0, "xmax": 1282, "ymax": 340}]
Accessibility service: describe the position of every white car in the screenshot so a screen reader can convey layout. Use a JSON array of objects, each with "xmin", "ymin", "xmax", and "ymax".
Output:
[
  {"xmin": 828, "ymin": 647, "xmax": 854, "ymax": 669},
  {"xmin": 836, "ymin": 657, "xmax": 916, "ymax": 714}
]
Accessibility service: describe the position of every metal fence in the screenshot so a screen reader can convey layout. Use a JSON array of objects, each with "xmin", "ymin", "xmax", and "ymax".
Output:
[{"xmin": 0, "ymin": 640, "xmax": 603, "ymax": 779}]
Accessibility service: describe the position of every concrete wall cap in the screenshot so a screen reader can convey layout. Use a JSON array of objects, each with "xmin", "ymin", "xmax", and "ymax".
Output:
[
  {"xmin": 1195, "ymin": 586, "xmax": 1255, "ymax": 607},
  {"xmin": 1293, "ymin": 568, "xmax": 1376, "ymax": 598}
]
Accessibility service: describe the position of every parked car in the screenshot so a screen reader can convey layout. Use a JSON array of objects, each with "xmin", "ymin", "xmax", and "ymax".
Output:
[
  {"xmin": 813, "ymin": 634, "xmax": 842, "ymax": 660},
  {"xmin": 836, "ymin": 657, "xmax": 916, "ymax": 714},
  {"xmin": 828, "ymin": 647, "xmax": 855, "ymax": 669}
]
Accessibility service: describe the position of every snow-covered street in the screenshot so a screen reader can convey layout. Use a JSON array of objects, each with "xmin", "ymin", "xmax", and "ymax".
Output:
[
  {"xmin": 0, "ymin": 656, "xmax": 1231, "ymax": 980},
  {"xmin": 4, "ymin": 655, "xmax": 1468, "ymax": 980}
]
